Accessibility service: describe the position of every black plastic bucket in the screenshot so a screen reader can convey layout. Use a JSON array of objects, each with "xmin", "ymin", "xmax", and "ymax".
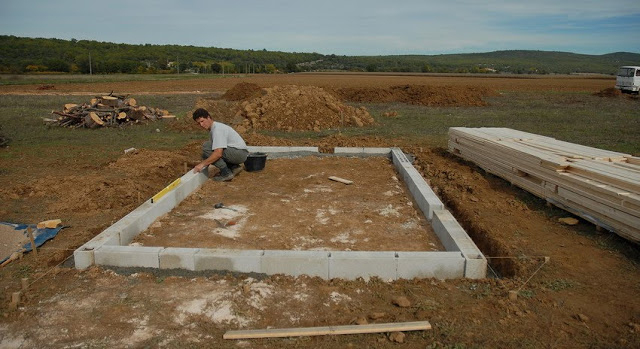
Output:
[{"xmin": 244, "ymin": 152, "xmax": 267, "ymax": 172}]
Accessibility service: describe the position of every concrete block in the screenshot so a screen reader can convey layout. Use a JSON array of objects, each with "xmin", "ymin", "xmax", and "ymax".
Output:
[
  {"xmin": 288, "ymin": 146, "xmax": 319, "ymax": 153},
  {"xmin": 333, "ymin": 147, "xmax": 364, "ymax": 154},
  {"xmin": 329, "ymin": 251, "xmax": 397, "ymax": 280},
  {"xmin": 431, "ymin": 210, "xmax": 463, "ymax": 251},
  {"xmin": 160, "ymin": 247, "xmax": 200, "ymax": 270},
  {"xmin": 432, "ymin": 210, "xmax": 483, "ymax": 257},
  {"xmin": 363, "ymin": 147, "xmax": 392, "ymax": 155},
  {"xmin": 464, "ymin": 256, "xmax": 488, "ymax": 279},
  {"xmin": 117, "ymin": 211, "xmax": 148, "ymax": 245},
  {"xmin": 262, "ymin": 250, "xmax": 329, "ymax": 278},
  {"xmin": 334, "ymin": 147, "xmax": 392, "ymax": 156},
  {"xmin": 74, "ymin": 227, "xmax": 122, "ymax": 269},
  {"xmin": 94, "ymin": 246, "xmax": 162, "ymax": 268},
  {"xmin": 194, "ymin": 249, "xmax": 263, "ymax": 273},
  {"xmin": 391, "ymin": 148, "xmax": 410, "ymax": 166},
  {"xmin": 84, "ymin": 228, "xmax": 121, "ymax": 247},
  {"xmin": 248, "ymin": 146, "xmax": 290, "ymax": 153},
  {"xmin": 402, "ymin": 169, "xmax": 443, "ymax": 221},
  {"xmin": 396, "ymin": 252, "xmax": 465, "ymax": 279},
  {"xmin": 73, "ymin": 248, "xmax": 95, "ymax": 270}
]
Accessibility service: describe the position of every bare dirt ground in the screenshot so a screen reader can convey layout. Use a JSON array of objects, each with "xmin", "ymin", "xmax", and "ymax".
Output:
[
  {"xmin": 0, "ymin": 74, "xmax": 638, "ymax": 348},
  {"xmin": 0, "ymin": 72, "xmax": 616, "ymax": 95},
  {"xmin": 133, "ymin": 156, "xmax": 442, "ymax": 251}
]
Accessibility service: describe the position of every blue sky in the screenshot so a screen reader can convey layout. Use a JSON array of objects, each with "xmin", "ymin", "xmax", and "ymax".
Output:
[{"xmin": 1, "ymin": 0, "xmax": 639, "ymax": 55}]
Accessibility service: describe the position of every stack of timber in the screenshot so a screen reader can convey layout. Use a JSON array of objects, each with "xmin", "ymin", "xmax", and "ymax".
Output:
[
  {"xmin": 448, "ymin": 127, "xmax": 640, "ymax": 243},
  {"xmin": 49, "ymin": 94, "xmax": 175, "ymax": 128}
]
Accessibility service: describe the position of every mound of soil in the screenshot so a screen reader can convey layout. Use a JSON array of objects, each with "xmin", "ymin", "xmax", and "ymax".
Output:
[
  {"xmin": 236, "ymin": 85, "xmax": 374, "ymax": 132},
  {"xmin": 173, "ymin": 84, "xmax": 375, "ymax": 133},
  {"xmin": 335, "ymin": 84, "xmax": 498, "ymax": 106},
  {"xmin": 221, "ymin": 82, "xmax": 264, "ymax": 101},
  {"xmin": 168, "ymin": 98, "xmax": 241, "ymax": 132},
  {"xmin": 593, "ymin": 87, "xmax": 623, "ymax": 97}
]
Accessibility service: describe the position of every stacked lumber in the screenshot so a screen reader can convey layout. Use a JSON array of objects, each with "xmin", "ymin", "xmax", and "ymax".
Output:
[
  {"xmin": 448, "ymin": 127, "xmax": 640, "ymax": 243},
  {"xmin": 49, "ymin": 94, "xmax": 175, "ymax": 128}
]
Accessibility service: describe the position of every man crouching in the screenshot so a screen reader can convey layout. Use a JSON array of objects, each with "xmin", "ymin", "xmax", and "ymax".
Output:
[{"xmin": 192, "ymin": 108, "xmax": 249, "ymax": 181}]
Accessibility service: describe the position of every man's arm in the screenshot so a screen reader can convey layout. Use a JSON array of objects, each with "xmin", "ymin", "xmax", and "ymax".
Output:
[{"xmin": 193, "ymin": 148, "xmax": 224, "ymax": 173}]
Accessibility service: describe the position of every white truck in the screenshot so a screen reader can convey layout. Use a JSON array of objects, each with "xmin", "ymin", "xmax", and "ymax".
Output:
[{"xmin": 615, "ymin": 66, "xmax": 640, "ymax": 93}]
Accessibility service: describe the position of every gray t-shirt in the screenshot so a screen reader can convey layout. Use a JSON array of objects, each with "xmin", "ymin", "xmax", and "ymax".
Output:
[{"xmin": 210, "ymin": 122, "xmax": 247, "ymax": 150}]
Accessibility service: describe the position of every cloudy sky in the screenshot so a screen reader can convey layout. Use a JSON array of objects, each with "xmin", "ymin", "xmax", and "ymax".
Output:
[{"xmin": 1, "ymin": 0, "xmax": 639, "ymax": 55}]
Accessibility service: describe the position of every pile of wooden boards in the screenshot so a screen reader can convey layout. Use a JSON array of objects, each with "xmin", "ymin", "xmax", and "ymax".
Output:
[
  {"xmin": 448, "ymin": 127, "xmax": 640, "ymax": 243},
  {"xmin": 49, "ymin": 94, "xmax": 175, "ymax": 128}
]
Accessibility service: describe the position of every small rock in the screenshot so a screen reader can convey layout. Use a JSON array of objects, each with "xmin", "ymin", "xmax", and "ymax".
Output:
[
  {"xmin": 389, "ymin": 331, "xmax": 405, "ymax": 343},
  {"xmin": 355, "ymin": 316, "xmax": 368, "ymax": 325},
  {"xmin": 558, "ymin": 217, "xmax": 579, "ymax": 225},
  {"xmin": 242, "ymin": 284, "xmax": 251, "ymax": 294},
  {"xmin": 369, "ymin": 312, "xmax": 386, "ymax": 320},
  {"xmin": 576, "ymin": 313, "xmax": 589, "ymax": 322},
  {"xmin": 392, "ymin": 296, "xmax": 411, "ymax": 308},
  {"xmin": 469, "ymin": 195, "xmax": 479, "ymax": 202}
]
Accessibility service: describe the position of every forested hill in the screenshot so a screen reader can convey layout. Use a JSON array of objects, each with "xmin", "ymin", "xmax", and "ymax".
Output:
[{"xmin": 1, "ymin": 35, "xmax": 638, "ymax": 75}]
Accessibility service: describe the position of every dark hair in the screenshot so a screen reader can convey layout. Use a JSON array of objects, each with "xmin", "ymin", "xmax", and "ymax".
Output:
[{"xmin": 192, "ymin": 108, "xmax": 211, "ymax": 121}]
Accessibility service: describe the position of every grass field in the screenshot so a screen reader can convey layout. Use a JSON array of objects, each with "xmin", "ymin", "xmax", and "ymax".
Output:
[{"xmin": 1, "ymin": 90, "xmax": 637, "ymax": 177}]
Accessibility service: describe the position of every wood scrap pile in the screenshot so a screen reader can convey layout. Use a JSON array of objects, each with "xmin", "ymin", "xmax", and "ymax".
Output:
[
  {"xmin": 448, "ymin": 127, "xmax": 640, "ymax": 243},
  {"xmin": 49, "ymin": 94, "xmax": 175, "ymax": 128}
]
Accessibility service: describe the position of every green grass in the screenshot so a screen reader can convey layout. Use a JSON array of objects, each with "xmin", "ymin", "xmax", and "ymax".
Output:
[
  {"xmin": 0, "ymin": 94, "xmax": 202, "ymax": 176},
  {"xmin": 358, "ymin": 92, "xmax": 640, "ymax": 154},
  {"xmin": 546, "ymin": 279, "xmax": 577, "ymax": 291}
]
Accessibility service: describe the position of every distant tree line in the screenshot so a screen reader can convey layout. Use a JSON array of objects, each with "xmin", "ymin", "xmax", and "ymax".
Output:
[{"xmin": 1, "ymin": 35, "xmax": 638, "ymax": 75}]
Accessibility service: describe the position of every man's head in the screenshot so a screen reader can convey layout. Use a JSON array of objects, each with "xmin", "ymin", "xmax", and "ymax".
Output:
[{"xmin": 192, "ymin": 108, "xmax": 213, "ymax": 130}]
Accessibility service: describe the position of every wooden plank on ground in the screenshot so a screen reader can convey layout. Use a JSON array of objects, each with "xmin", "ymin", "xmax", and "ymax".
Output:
[
  {"xmin": 329, "ymin": 176, "xmax": 353, "ymax": 185},
  {"xmin": 223, "ymin": 321, "xmax": 432, "ymax": 340}
]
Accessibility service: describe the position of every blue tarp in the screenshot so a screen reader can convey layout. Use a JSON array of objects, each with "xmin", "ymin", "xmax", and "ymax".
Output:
[{"xmin": 1, "ymin": 222, "xmax": 62, "ymax": 264}]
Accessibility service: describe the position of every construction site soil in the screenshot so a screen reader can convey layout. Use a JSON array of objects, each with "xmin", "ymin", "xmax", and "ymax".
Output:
[
  {"xmin": 0, "ymin": 74, "xmax": 638, "ymax": 348},
  {"xmin": 132, "ymin": 156, "xmax": 442, "ymax": 252}
]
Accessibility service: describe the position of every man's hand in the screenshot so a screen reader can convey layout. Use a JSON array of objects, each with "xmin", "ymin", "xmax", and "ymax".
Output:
[{"xmin": 192, "ymin": 163, "xmax": 207, "ymax": 173}]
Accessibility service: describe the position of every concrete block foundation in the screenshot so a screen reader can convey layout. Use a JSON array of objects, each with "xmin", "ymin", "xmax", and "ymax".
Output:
[{"xmin": 74, "ymin": 146, "xmax": 486, "ymax": 280}]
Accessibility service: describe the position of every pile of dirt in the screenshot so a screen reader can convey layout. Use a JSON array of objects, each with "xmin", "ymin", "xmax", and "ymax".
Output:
[
  {"xmin": 168, "ymin": 98, "xmax": 240, "ymax": 132},
  {"xmin": 335, "ymin": 84, "xmax": 498, "ymax": 106},
  {"xmin": 236, "ymin": 85, "xmax": 374, "ymax": 132},
  {"xmin": 593, "ymin": 87, "xmax": 623, "ymax": 97},
  {"xmin": 221, "ymin": 82, "xmax": 264, "ymax": 101}
]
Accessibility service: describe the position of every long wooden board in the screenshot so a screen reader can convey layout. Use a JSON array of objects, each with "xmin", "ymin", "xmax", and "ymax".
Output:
[{"xmin": 223, "ymin": 321, "xmax": 432, "ymax": 340}]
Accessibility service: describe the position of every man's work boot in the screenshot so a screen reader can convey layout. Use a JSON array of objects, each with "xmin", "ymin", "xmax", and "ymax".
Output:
[
  {"xmin": 230, "ymin": 164, "xmax": 244, "ymax": 176},
  {"xmin": 213, "ymin": 167, "xmax": 234, "ymax": 182}
]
